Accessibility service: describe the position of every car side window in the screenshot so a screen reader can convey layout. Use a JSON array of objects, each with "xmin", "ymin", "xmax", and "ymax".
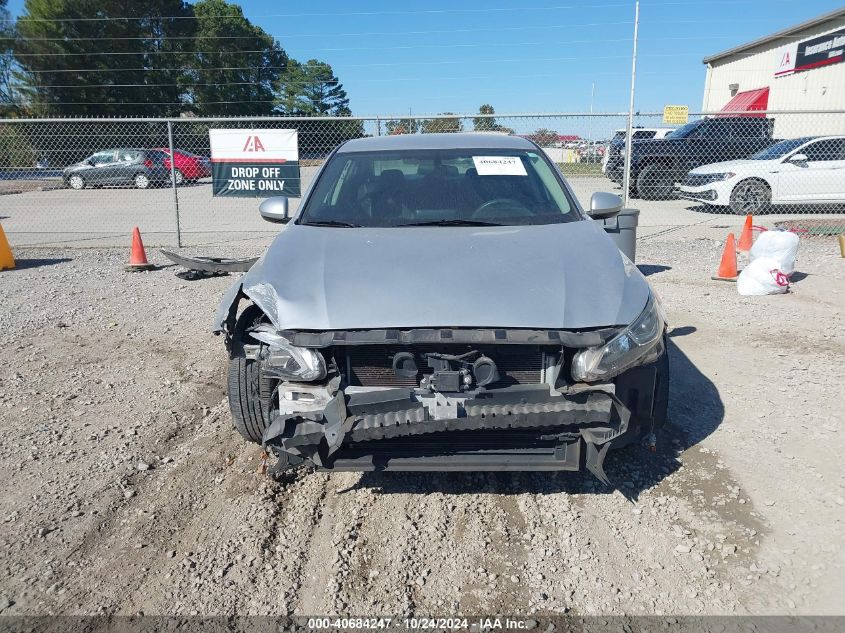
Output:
[
  {"xmin": 119, "ymin": 150, "xmax": 142, "ymax": 162},
  {"xmin": 688, "ymin": 120, "xmax": 712, "ymax": 138},
  {"xmin": 90, "ymin": 151, "xmax": 115, "ymax": 165},
  {"xmin": 802, "ymin": 139, "xmax": 844, "ymax": 162},
  {"xmin": 711, "ymin": 119, "xmax": 738, "ymax": 140}
]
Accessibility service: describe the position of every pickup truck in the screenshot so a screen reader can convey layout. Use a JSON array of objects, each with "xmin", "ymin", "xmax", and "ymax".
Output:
[
  {"xmin": 605, "ymin": 116, "xmax": 776, "ymax": 199},
  {"xmin": 602, "ymin": 127, "xmax": 675, "ymax": 178}
]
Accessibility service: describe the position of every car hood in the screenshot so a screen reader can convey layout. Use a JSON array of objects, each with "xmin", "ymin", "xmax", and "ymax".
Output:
[
  {"xmin": 690, "ymin": 159, "xmax": 765, "ymax": 174},
  {"xmin": 215, "ymin": 220, "xmax": 651, "ymax": 332}
]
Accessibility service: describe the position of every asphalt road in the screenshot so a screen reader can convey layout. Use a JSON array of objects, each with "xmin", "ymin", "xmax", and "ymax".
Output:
[{"xmin": 0, "ymin": 169, "xmax": 840, "ymax": 248}]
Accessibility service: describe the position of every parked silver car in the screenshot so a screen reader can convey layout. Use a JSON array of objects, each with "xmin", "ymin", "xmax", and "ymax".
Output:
[{"xmin": 214, "ymin": 134, "xmax": 669, "ymax": 482}]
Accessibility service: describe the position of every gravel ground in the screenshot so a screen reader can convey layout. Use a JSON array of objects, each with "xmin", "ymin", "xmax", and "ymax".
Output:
[{"xmin": 0, "ymin": 234, "xmax": 843, "ymax": 617}]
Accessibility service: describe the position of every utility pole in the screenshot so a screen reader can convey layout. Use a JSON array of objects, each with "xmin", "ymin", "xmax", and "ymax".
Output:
[
  {"xmin": 622, "ymin": 0, "xmax": 640, "ymax": 208},
  {"xmin": 589, "ymin": 82, "xmax": 595, "ymax": 159}
]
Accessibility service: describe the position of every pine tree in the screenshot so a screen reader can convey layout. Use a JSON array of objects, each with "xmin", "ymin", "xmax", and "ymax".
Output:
[
  {"xmin": 14, "ymin": 0, "xmax": 196, "ymax": 116},
  {"xmin": 190, "ymin": 0, "xmax": 288, "ymax": 116},
  {"xmin": 276, "ymin": 59, "xmax": 350, "ymax": 116}
]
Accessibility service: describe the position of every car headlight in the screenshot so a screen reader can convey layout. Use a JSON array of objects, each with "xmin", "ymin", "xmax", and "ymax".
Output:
[
  {"xmin": 713, "ymin": 172, "xmax": 735, "ymax": 181},
  {"xmin": 571, "ymin": 294, "xmax": 666, "ymax": 382},
  {"xmin": 249, "ymin": 329, "xmax": 327, "ymax": 382}
]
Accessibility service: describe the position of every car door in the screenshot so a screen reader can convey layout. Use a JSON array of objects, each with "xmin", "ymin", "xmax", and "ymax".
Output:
[
  {"xmin": 113, "ymin": 149, "xmax": 144, "ymax": 184},
  {"xmin": 86, "ymin": 150, "xmax": 117, "ymax": 183},
  {"xmin": 779, "ymin": 139, "xmax": 845, "ymax": 202},
  {"xmin": 682, "ymin": 119, "xmax": 721, "ymax": 172}
]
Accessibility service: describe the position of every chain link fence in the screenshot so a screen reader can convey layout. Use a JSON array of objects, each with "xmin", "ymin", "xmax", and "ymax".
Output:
[{"xmin": 1, "ymin": 111, "xmax": 843, "ymax": 247}]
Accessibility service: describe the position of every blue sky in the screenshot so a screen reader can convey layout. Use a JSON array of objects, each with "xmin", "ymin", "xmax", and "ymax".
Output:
[{"xmin": 8, "ymin": 0, "xmax": 844, "ymax": 115}]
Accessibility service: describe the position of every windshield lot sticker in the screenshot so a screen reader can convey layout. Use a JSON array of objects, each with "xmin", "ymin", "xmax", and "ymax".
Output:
[{"xmin": 473, "ymin": 156, "xmax": 527, "ymax": 176}]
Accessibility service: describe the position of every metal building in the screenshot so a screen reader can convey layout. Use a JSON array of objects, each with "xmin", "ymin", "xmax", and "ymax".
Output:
[{"xmin": 701, "ymin": 7, "xmax": 845, "ymax": 136}]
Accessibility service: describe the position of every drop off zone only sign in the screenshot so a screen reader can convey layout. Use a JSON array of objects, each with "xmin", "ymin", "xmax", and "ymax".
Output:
[{"xmin": 209, "ymin": 129, "xmax": 301, "ymax": 197}]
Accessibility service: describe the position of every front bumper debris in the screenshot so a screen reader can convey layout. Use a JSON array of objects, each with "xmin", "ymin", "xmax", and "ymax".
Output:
[{"xmin": 261, "ymin": 384, "xmax": 631, "ymax": 483}]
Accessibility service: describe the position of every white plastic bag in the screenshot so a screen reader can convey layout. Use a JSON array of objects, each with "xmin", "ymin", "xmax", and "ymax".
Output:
[
  {"xmin": 749, "ymin": 230, "xmax": 799, "ymax": 275},
  {"xmin": 737, "ymin": 256, "xmax": 790, "ymax": 296}
]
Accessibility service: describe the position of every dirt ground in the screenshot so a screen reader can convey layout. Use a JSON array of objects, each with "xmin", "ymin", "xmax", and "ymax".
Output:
[{"xmin": 0, "ymin": 234, "xmax": 843, "ymax": 618}]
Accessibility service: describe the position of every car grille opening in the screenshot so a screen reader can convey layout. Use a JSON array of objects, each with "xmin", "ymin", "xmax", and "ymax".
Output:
[{"xmin": 341, "ymin": 344, "xmax": 550, "ymax": 388}]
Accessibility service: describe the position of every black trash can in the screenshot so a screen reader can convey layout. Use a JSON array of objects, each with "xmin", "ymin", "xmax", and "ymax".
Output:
[{"xmin": 601, "ymin": 208, "xmax": 640, "ymax": 262}]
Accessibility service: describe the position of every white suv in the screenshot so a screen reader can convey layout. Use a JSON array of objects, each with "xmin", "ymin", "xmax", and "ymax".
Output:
[{"xmin": 678, "ymin": 136, "xmax": 845, "ymax": 214}]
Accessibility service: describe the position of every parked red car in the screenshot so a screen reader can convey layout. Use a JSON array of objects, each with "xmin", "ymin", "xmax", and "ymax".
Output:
[{"xmin": 155, "ymin": 148, "xmax": 211, "ymax": 184}]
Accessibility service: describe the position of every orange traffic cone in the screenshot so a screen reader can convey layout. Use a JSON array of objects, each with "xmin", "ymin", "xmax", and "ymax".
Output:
[
  {"xmin": 712, "ymin": 233, "xmax": 738, "ymax": 282},
  {"xmin": 0, "ymin": 222, "xmax": 15, "ymax": 271},
  {"xmin": 737, "ymin": 214, "xmax": 754, "ymax": 252},
  {"xmin": 126, "ymin": 227, "xmax": 153, "ymax": 271}
]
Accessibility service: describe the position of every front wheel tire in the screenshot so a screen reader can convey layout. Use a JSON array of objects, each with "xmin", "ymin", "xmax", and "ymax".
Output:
[
  {"xmin": 134, "ymin": 173, "xmax": 150, "ymax": 189},
  {"xmin": 68, "ymin": 175, "xmax": 85, "ymax": 190},
  {"xmin": 227, "ymin": 305, "xmax": 274, "ymax": 444},
  {"xmin": 730, "ymin": 179, "xmax": 771, "ymax": 215},
  {"xmin": 171, "ymin": 169, "xmax": 185, "ymax": 185},
  {"xmin": 636, "ymin": 164, "xmax": 675, "ymax": 200}
]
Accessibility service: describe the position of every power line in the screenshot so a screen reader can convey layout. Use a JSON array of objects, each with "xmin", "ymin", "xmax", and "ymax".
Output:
[
  {"xmin": 1, "ymin": 20, "xmax": 634, "ymax": 41},
  {"xmin": 3, "ymin": 14, "xmax": 813, "ymax": 42},
  {"xmin": 4, "ymin": 70, "xmax": 631, "ymax": 104},
  {"xmin": 23, "ymin": 44, "xmax": 754, "ymax": 87},
  {"xmin": 13, "ymin": 49, "xmax": 280, "ymax": 57},
  {"xmin": 36, "ymin": 81, "xmax": 329, "ymax": 88},
  {"xmin": 0, "ymin": 0, "xmax": 801, "ymax": 23},
  {"xmin": 31, "ymin": 66, "xmax": 701, "ymax": 90},
  {"xmin": 23, "ymin": 66, "xmax": 289, "ymax": 74},
  {"xmin": 0, "ymin": 4, "xmax": 629, "ymax": 24},
  {"xmin": 9, "ymin": 30, "xmax": 756, "ymax": 57}
]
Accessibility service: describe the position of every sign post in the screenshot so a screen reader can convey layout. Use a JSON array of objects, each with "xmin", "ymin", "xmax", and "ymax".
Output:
[
  {"xmin": 167, "ymin": 121, "xmax": 182, "ymax": 248},
  {"xmin": 622, "ymin": 0, "xmax": 640, "ymax": 208},
  {"xmin": 209, "ymin": 129, "xmax": 301, "ymax": 198}
]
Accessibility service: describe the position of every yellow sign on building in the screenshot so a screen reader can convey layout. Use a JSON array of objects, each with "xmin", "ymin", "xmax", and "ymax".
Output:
[{"xmin": 663, "ymin": 105, "xmax": 689, "ymax": 125}]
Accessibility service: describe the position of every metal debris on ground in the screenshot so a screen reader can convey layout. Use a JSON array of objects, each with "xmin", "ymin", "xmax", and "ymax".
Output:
[{"xmin": 161, "ymin": 250, "xmax": 258, "ymax": 280}]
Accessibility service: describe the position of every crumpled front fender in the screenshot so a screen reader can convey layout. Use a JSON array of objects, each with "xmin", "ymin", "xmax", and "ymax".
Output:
[
  {"xmin": 211, "ymin": 254, "xmax": 286, "ymax": 335},
  {"xmin": 212, "ymin": 281, "xmax": 244, "ymax": 334}
]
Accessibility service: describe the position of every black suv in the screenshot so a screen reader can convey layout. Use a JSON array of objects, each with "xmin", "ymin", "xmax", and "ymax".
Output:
[
  {"xmin": 606, "ymin": 117, "xmax": 776, "ymax": 199},
  {"xmin": 63, "ymin": 148, "xmax": 172, "ymax": 190}
]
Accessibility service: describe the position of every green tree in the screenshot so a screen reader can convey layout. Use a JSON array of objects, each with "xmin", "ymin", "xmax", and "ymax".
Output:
[
  {"xmin": 421, "ymin": 113, "xmax": 463, "ymax": 134},
  {"xmin": 473, "ymin": 104, "xmax": 497, "ymax": 131},
  {"xmin": 14, "ymin": 0, "xmax": 196, "ymax": 116},
  {"xmin": 0, "ymin": 0, "xmax": 19, "ymax": 114},
  {"xmin": 385, "ymin": 118, "xmax": 420, "ymax": 135},
  {"xmin": 472, "ymin": 104, "xmax": 514, "ymax": 134},
  {"xmin": 189, "ymin": 0, "xmax": 288, "ymax": 116},
  {"xmin": 276, "ymin": 59, "xmax": 350, "ymax": 116},
  {"xmin": 0, "ymin": 124, "xmax": 35, "ymax": 167}
]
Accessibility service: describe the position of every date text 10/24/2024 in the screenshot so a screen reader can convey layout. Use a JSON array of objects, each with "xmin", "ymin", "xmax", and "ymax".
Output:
[{"xmin": 307, "ymin": 617, "xmax": 537, "ymax": 630}]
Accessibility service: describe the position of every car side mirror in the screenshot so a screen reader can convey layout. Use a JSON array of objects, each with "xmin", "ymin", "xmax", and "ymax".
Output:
[
  {"xmin": 588, "ymin": 192, "xmax": 623, "ymax": 219},
  {"xmin": 259, "ymin": 196, "xmax": 290, "ymax": 224},
  {"xmin": 787, "ymin": 153, "xmax": 808, "ymax": 164}
]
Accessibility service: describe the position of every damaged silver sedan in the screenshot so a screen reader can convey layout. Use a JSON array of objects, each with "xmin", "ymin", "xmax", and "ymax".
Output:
[{"xmin": 213, "ymin": 133, "xmax": 668, "ymax": 482}]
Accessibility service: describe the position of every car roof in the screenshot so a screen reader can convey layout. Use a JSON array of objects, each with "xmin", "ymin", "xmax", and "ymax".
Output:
[
  {"xmin": 337, "ymin": 133, "xmax": 536, "ymax": 153},
  {"xmin": 776, "ymin": 136, "xmax": 843, "ymax": 146}
]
